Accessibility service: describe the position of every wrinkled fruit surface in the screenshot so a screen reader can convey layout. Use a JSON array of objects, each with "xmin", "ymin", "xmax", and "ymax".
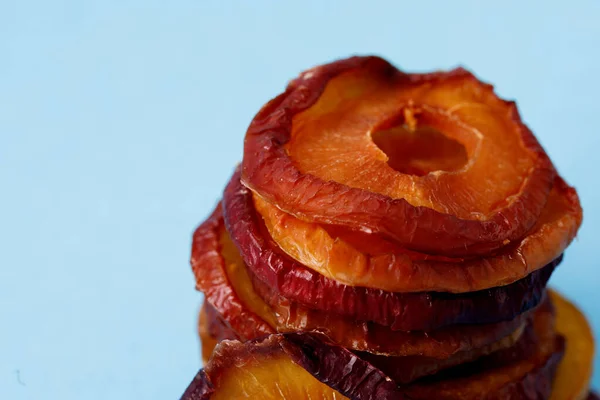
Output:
[
  {"xmin": 200, "ymin": 203, "xmax": 531, "ymax": 358},
  {"xmin": 253, "ymin": 177, "xmax": 578, "ymax": 293},
  {"xmin": 191, "ymin": 204, "xmax": 275, "ymax": 340},
  {"xmin": 224, "ymin": 170, "xmax": 559, "ymax": 330},
  {"xmin": 198, "ymin": 303, "xmax": 219, "ymax": 364}
]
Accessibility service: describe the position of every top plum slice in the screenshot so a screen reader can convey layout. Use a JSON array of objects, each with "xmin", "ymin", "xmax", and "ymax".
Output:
[{"xmin": 241, "ymin": 56, "xmax": 580, "ymax": 257}]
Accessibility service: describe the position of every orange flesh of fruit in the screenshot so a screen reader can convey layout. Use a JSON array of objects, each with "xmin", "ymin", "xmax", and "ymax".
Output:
[
  {"xmin": 205, "ymin": 339, "xmax": 347, "ymax": 400},
  {"xmin": 549, "ymin": 290, "xmax": 595, "ymax": 400},
  {"xmin": 217, "ymin": 225, "xmax": 277, "ymax": 328},
  {"xmin": 210, "ymin": 354, "xmax": 347, "ymax": 399},
  {"xmin": 287, "ymin": 65, "xmax": 546, "ymax": 221},
  {"xmin": 198, "ymin": 303, "xmax": 219, "ymax": 365},
  {"xmin": 253, "ymin": 177, "xmax": 580, "ymax": 292}
]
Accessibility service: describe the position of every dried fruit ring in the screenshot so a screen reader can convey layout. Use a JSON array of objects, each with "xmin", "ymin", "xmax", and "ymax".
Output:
[
  {"xmin": 242, "ymin": 56, "xmax": 556, "ymax": 257},
  {"xmin": 252, "ymin": 175, "xmax": 581, "ymax": 293}
]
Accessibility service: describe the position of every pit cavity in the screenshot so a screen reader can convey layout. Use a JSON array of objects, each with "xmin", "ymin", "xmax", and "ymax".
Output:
[{"xmin": 371, "ymin": 108, "xmax": 469, "ymax": 176}]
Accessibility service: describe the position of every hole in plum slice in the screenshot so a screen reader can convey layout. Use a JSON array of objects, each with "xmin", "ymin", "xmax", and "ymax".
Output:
[{"xmin": 371, "ymin": 111, "xmax": 469, "ymax": 176}]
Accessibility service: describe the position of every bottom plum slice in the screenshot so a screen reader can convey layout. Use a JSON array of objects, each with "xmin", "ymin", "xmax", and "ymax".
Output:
[
  {"xmin": 182, "ymin": 334, "xmax": 353, "ymax": 400},
  {"xmin": 183, "ymin": 295, "xmax": 568, "ymax": 400}
]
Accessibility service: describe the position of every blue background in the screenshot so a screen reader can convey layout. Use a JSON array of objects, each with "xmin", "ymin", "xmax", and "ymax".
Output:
[{"xmin": 1, "ymin": 1, "xmax": 598, "ymax": 398}]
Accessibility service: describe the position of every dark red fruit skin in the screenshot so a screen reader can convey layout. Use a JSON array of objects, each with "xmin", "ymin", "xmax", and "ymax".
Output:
[
  {"xmin": 356, "ymin": 322, "xmax": 527, "ymax": 385},
  {"xmin": 296, "ymin": 333, "xmax": 563, "ymax": 400},
  {"xmin": 250, "ymin": 266, "xmax": 530, "ymax": 358},
  {"xmin": 203, "ymin": 301, "xmax": 238, "ymax": 342},
  {"xmin": 588, "ymin": 392, "xmax": 600, "ymax": 400},
  {"xmin": 223, "ymin": 170, "xmax": 561, "ymax": 331},
  {"xmin": 241, "ymin": 55, "xmax": 555, "ymax": 257},
  {"xmin": 191, "ymin": 204, "xmax": 274, "ymax": 340},
  {"xmin": 180, "ymin": 370, "xmax": 213, "ymax": 400},
  {"xmin": 282, "ymin": 332, "xmax": 408, "ymax": 400}
]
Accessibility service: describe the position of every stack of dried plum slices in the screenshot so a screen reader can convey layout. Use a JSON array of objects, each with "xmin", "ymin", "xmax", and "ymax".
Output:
[{"xmin": 183, "ymin": 56, "xmax": 595, "ymax": 399}]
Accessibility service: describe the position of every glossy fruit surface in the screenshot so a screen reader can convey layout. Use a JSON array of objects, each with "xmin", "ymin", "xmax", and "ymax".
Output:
[
  {"xmin": 253, "ymin": 176, "xmax": 579, "ymax": 293},
  {"xmin": 549, "ymin": 290, "xmax": 595, "ymax": 400},
  {"xmin": 242, "ymin": 56, "xmax": 562, "ymax": 257},
  {"xmin": 224, "ymin": 169, "xmax": 559, "ymax": 330}
]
